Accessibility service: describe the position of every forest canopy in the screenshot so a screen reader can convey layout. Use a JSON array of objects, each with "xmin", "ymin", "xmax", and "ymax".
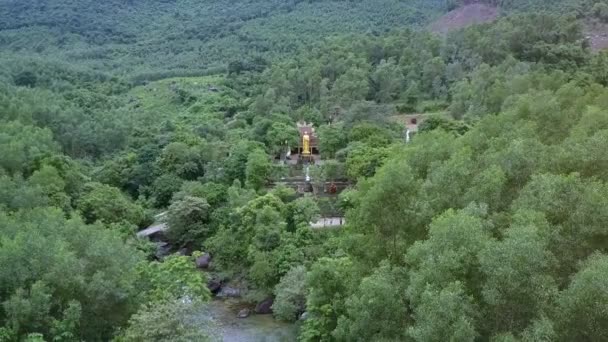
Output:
[{"xmin": 3, "ymin": 0, "xmax": 608, "ymax": 341}]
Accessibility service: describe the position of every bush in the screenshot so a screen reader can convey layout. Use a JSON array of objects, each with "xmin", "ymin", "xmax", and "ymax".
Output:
[
  {"xmin": 593, "ymin": 2, "xmax": 608, "ymax": 22},
  {"xmin": 116, "ymin": 300, "xmax": 212, "ymax": 342},
  {"xmin": 272, "ymin": 266, "xmax": 308, "ymax": 321},
  {"xmin": 166, "ymin": 196, "xmax": 211, "ymax": 245},
  {"xmin": 77, "ymin": 182, "xmax": 147, "ymax": 226}
]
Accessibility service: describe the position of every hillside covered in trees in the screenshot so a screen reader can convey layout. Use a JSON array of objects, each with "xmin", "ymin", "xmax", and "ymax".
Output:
[
  {"xmin": 3, "ymin": 0, "xmax": 608, "ymax": 341},
  {"xmin": 0, "ymin": 0, "xmax": 447, "ymax": 80}
]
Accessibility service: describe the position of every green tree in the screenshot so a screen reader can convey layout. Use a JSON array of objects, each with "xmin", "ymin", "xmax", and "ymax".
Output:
[
  {"xmin": 287, "ymin": 196, "xmax": 320, "ymax": 231},
  {"xmin": 406, "ymin": 210, "xmax": 489, "ymax": 310},
  {"xmin": 593, "ymin": 2, "xmax": 608, "ymax": 22},
  {"xmin": 272, "ymin": 266, "xmax": 308, "ymax": 322},
  {"xmin": 166, "ymin": 196, "xmax": 211, "ymax": 245},
  {"xmin": 300, "ymin": 257, "xmax": 355, "ymax": 342},
  {"xmin": 0, "ymin": 208, "xmax": 145, "ymax": 341},
  {"xmin": 317, "ymin": 124, "xmax": 348, "ymax": 159},
  {"xmin": 0, "ymin": 122, "xmax": 59, "ymax": 175},
  {"xmin": 150, "ymin": 174, "xmax": 184, "ymax": 208},
  {"xmin": 348, "ymin": 122, "xmax": 395, "ymax": 148},
  {"xmin": 138, "ymin": 254, "xmax": 211, "ymax": 303},
  {"xmin": 370, "ymin": 59, "xmax": 404, "ymax": 103},
  {"xmin": 479, "ymin": 212, "xmax": 558, "ymax": 334},
  {"xmin": 157, "ymin": 142, "xmax": 205, "ymax": 180},
  {"xmin": 407, "ymin": 282, "xmax": 478, "ymax": 342},
  {"xmin": 266, "ymin": 122, "xmax": 300, "ymax": 159},
  {"xmin": 349, "ymin": 156, "xmax": 421, "ymax": 263},
  {"xmin": 345, "ymin": 143, "xmax": 389, "ymax": 180},
  {"xmin": 334, "ymin": 262, "xmax": 409, "ymax": 342},
  {"xmin": 173, "ymin": 181, "xmax": 227, "ymax": 209},
  {"xmin": 27, "ymin": 165, "xmax": 70, "ymax": 211},
  {"xmin": 77, "ymin": 182, "xmax": 147, "ymax": 227},
  {"xmin": 332, "ymin": 68, "xmax": 369, "ymax": 107},
  {"xmin": 245, "ymin": 148, "xmax": 271, "ymax": 191},
  {"xmin": 557, "ymin": 253, "xmax": 608, "ymax": 341},
  {"xmin": 512, "ymin": 173, "xmax": 608, "ymax": 283},
  {"xmin": 116, "ymin": 300, "xmax": 212, "ymax": 342}
]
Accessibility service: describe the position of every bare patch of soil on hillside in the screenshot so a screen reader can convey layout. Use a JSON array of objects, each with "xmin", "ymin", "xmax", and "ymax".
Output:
[
  {"xmin": 430, "ymin": 3, "xmax": 498, "ymax": 35},
  {"xmin": 583, "ymin": 21, "xmax": 608, "ymax": 51}
]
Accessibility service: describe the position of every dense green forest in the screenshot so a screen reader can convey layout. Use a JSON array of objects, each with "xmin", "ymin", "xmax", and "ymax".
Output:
[
  {"xmin": 3, "ymin": 0, "xmax": 608, "ymax": 341},
  {"xmin": 0, "ymin": 0, "xmax": 446, "ymax": 80}
]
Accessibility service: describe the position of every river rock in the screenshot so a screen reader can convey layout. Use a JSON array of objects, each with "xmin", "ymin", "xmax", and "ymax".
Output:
[
  {"xmin": 207, "ymin": 279, "xmax": 222, "ymax": 294},
  {"xmin": 217, "ymin": 286, "xmax": 241, "ymax": 298},
  {"xmin": 178, "ymin": 247, "xmax": 191, "ymax": 256},
  {"xmin": 196, "ymin": 253, "xmax": 211, "ymax": 269},
  {"xmin": 237, "ymin": 308, "xmax": 250, "ymax": 318},
  {"xmin": 255, "ymin": 297, "xmax": 274, "ymax": 314},
  {"xmin": 155, "ymin": 242, "xmax": 172, "ymax": 260},
  {"xmin": 299, "ymin": 311, "xmax": 309, "ymax": 321}
]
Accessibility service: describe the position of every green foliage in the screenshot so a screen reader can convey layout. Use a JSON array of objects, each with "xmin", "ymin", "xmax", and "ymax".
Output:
[
  {"xmin": 557, "ymin": 253, "xmax": 608, "ymax": 341},
  {"xmin": 334, "ymin": 262, "xmax": 409, "ymax": 342},
  {"xmin": 418, "ymin": 114, "xmax": 469, "ymax": 135},
  {"xmin": 408, "ymin": 281, "xmax": 478, "ymax": 342},
  {"xmin": 157, "ymin": 142, "xmax": 205, "ymax": 180},
  {"xmin": 174, "ymin": 181, "xmax": 228, "ymax": 209},
  {"xmin": 344, "ymin": 143, "xmax": 390, "ymax": 180},
  {"xmin": 0, "ymin": 208, "xmax": 145, "ymax": 341},
  {"xmin": 115, "ymin": 300, "xmax": 211, "ymax": 342},
  {"xmin": 245, "ymin": 148, "xmax": 272, "ymax": 191},
  {"xmin": 0, "ymin": 0, "xmax": 446, "ymax": 79},
  {"xmin": 166, "ymin": 196, "xmax": 211, "ymax": 246},
  {"xmin": 317, "ymin": 124, "xmax": 348, "ymax": 159},
  {"xmin": 287, "ymin": 196, "xmax": 321, "ymax": 231},
  {"xmin": 150, "ymin": 174, "xmax": 184, "ymax": 208},
  {"xmin": 349, "ymin": 156, "xmax": 423, "ymax": 263},
  {"xmin": 137, "ymin": 254, "xmax": 211, "ymax": 304},
  {"xmin": 349, "ymin": 123, "xmax": 396, "ymax": 148},
  {"xmin": 5, "ymin": 1, "xmax": 608, "ymax": 341},
  {"xmin": 28, "ymin": 165, "xmax": 71, "ymax": 212},
  {"xmin": 593, "ymin": 2, "xmax": 608, "ymax": 21},
  {"xmin": 479, "ymin": 216, "xmax": 558, "ymax": 333},
  {"xmin": 77, "ymin": 182, "xmax": 147, "ymax": 227},
  {"xmin": 225, "ymin": 141, "xmax": 264, "ymax": 185},
  {"xmin": 266, "ymin": 122, "xmax": 300, "ymax": 157},
  {"xmin": 0, "ymin": 121, "xmax": 59, "ymax": 176},
  {"xmin": 272, "ymin": 266, "xmax": 308, "ymax": 322},
  {"xmin": 300, "ymin": 257, "xmax": 355, "ymax": 342}
]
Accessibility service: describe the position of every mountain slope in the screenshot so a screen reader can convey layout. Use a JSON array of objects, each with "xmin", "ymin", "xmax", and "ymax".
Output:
[{"xmin": 0, "ymin": 0, "xmax": 446, "ymax": 79}]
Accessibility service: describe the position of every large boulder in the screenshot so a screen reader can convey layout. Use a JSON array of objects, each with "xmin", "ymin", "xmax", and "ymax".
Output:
[
  {"xmin": 255, "ymin": 297, "xmax": 274, "ymax": 314},
  {"xmin": 237, "ymin": 308, "xmax": 250, "ymax": 319},
  {"xmin": 196, "ymin": 253, "xmax": 212, "ymax": 269},
  {"xmin": 207, "ymin": 279, "xmax": 222, "ymax": 294}
]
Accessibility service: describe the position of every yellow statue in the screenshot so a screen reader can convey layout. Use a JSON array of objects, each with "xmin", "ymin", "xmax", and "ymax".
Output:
[{"xmin": 302, "ymin": 133, "xmax": 311, "ymax": 155}]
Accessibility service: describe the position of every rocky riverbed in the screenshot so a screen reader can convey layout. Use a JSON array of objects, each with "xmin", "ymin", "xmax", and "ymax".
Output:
[{"xmin": 195, "ymin": 298, "xmax": 298, "ymax": 342}]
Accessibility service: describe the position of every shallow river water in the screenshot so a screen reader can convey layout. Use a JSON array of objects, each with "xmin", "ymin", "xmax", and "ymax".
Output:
[{"xmin": 196, "ymin": 298, "xmax": 298, "ymax": 342}]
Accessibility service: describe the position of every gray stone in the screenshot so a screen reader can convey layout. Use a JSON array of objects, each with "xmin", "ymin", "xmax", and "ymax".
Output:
[
  {"xmin": 217, "ymin": 286, "xmax": 241, "ymax": 298},
  {"xmin": 207, "ymin": 279, "xmax": 222, "ymax": 294},
  {"xmin": 196, "ymin": 253, "xmax": 212, "ymax": 269},
  {"xmin": 255, "ymin": 297, "xmax": 274, "ymax": 314},
  {"xmin": 237, "ymin": 308, "xmax": 250, "ymax": 318},
  {"xmin": 155, "ymin": 242, "xmax": 172, "ymax": 260}
]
